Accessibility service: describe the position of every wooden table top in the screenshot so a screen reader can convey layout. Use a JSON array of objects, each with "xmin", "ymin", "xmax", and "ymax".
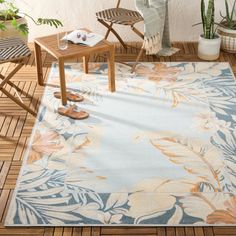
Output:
[{"xmin": 34, "ymin": 29, "xmax": 113, "ymax": 60}]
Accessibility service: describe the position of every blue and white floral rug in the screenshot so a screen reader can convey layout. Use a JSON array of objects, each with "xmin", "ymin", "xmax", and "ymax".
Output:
[{"xmin": 5, "ymin": 62, "xmax": 236, "ymax": 226}]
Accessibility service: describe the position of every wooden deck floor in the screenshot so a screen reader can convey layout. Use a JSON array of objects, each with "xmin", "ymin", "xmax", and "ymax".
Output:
[{"xmin": 0, "ymin": 42, "xmax": 236, "ymax": 236}]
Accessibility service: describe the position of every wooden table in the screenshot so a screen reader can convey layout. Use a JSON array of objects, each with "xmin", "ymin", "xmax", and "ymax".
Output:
[{"xmin": 34, "ymin": 30, "xmax": 115, "ymax": 106}]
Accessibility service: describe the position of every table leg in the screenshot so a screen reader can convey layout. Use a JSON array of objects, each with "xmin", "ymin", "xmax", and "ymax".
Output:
[
  {"xmin": 107, "ymin": 46, "xmax": 115, "ymax": 92},
  {"xmin": 58, "ymin": 58, "xmax": 67, "ymax": 106},
  {"xmin": 83, "ymin": 55, "xmax": 90, "ymax": 74},
  {"xmin": 131, "ymin": 48, "xmax": 144, "ymax": 73},
  {"xmin": 34, "ymin": 42, "xmax": 44, "ymax": 86}
]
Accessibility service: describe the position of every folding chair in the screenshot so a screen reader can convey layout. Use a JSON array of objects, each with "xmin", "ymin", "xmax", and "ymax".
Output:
[
  {"xmin": 0, "ymin": 37, "xmax": 37, "ymax": 116},
  {"xmin": 96, "ymin": 0, "xmax": 145, "ymax": 72}
]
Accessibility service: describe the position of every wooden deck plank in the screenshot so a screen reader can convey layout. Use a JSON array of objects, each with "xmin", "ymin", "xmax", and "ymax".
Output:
[
  {"xmin": 91, "ymin": 227, "xmax": 101, "ymax": 236},
  {"xmin": 0, "ymin": 190, "xmax": 10, "ymax": 222},
  {"xmin": 43, "ymin": 228, "xmax": 54, "ymax": 236},
  {"xmin": 72, "ymin": 227, "xmax": 82, "ymax": 236},
  {"xmin": 203, "ymin": 227, "xmax": 214, "ymax": 236},
  {"xmin": 0, "ymin": 228, "xmax": 44, "ymax": 235},
  {"xmin": 13, "ymin": 136, "xmax": 27, "ymax": 161},
  {"xmin": 194, "ymin": 227, "xmax": 205, "ymax": 236},
  {"xmin": 184, "ymin": 227, "xmax": 194, "ymax": 236},
  {"xmin": 54, "ymin": 227, "xmax": 63, "ymax": 236},
  {"xmin": 213, "ymin": 227, "xmax": 236, "ymax": 235},
  {"xmin": 0, "ymin": 162, "xmax": 11, "ymax": 188},
  {"xmin": 6, "ymin": 116, "xmax": 19, "ymax": 137},
  {"xmin": 157, "ymin": 227, "xmax": 166, "ymax": 236},
  {"xmin": 63, "ymin": 228, "xmax": 73, "ymax": 236},
  {"xmin": 13, "ymin": 117, "xmax": 26, "ymax": 137},
  {"xmin": 175, "ymin": 227, "xmax": 185, "ymax": 236},
  {"xmin": 0, "ymin": 116, "xmax": 12, "ymax": 137},
  {"xmin": 166, "ymin": 227, "xmax": 175, "ymax": 236},
  {"xmin": 0, "ymin": 42, "xmax": 235, "ymax": 236},
  {"xmin": 101, "ymin": 227, "xmax": 157, "ymax": 235},
  {"xmin": 82, "ymin": 227, "xmax": 92, "ymax": 236}
]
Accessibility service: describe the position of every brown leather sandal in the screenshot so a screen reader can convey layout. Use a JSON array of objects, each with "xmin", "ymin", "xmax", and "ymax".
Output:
[
  {"xmin": 54, "ymin": 91, "xmax": 84, "ymax": 102},
  {"xmin": 58, "ymin": 105, "xmax": 89, "ymax": 120}
]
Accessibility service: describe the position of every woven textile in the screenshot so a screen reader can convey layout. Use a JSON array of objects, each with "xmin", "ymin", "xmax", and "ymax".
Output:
[
  {"xmin": 135, "ymin": 0, "xmax": 179, "ymax": 56},
  {"xmin": 5, "ymin": 62, "xmax": 236, "ymax": 226},
  {"xmin": 0, "ymin": 38, "xmax": 31, "ymax": 62},
  {"xmin": 96, "ymin": 8, "xmax": 143, "ymax": 25}
]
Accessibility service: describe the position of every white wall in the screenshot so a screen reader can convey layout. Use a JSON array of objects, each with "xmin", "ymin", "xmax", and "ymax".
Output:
[{"xmin": 16, "ymin": 0, "xmax": 226, "ymax": 42}]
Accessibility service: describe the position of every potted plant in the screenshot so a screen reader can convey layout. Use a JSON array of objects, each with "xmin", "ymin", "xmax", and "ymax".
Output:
[
  {"xmin": 197, "ymin": 0, "xmax": 221, "ymax": 60},
  {"xmin": 0, "ymin": 0, "xmax": 62, "ymax": 42},
  {"xmin": 218, "ymin": 0, "xmax": 236, "ymax": 53}
]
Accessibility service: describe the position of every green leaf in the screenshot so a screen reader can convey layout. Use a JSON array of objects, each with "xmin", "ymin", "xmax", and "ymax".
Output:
[
  {"xmin": 230, "ymin": 0, "xmax": 236, "ymax": 22},
  {"xmin": 225, "ymin": 0, "xmax": 230, "ymax": 19},
  {"xmin": 18, "ymin": 23, "xmax": 29, "ymax": 35},
  {"xmin": 201, "ymin": 0, "xmax": 206, "ymax": 36},
  {"xmin": 37, "ymin": 18, "xmax": 63, "ymax": 28},
  {"xmin": 205, "ymin": 0, "xmax": 215, "ymax": 39},
  {"xmin": 0, "ymin": 22, "xmax": 6, "ymax": 30},
  {"xmin": 11, "ymin": 18, "xmax": 17, "ymax": 28},
  {"xmin": 222, "ymin": 0, "xmax": 236, "ymax": 29}
]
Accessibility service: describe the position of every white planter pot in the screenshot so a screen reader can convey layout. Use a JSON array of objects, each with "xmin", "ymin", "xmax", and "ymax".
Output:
[
  {"xmin": 0, "ymin": 17, "xmax": 28, "ymax": 43},
  {"xmin": 218, "ymin": 24, "xmax": 236, "ymax": 53},
  {"xmin": 198, "ymin": 35, "xmax": 221, "ymax": 61}
]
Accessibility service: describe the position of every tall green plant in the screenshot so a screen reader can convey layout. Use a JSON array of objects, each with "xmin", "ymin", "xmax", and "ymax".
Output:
[
  {"xmin": 0, "ymin": 0, "xmax": 62, "ymax": 35},
  {"xmin": 220, "ymin": 0, "xmax": 236, "ymax": 29},
  {"xmin": 201, "ymin": 0, "xmax": 216, "ymax": 39}
]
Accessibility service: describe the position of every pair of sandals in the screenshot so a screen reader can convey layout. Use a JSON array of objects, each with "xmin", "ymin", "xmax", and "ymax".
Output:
[{"xmin": 54, "ymin": 91, "xmax": 89, "ymax": 120}]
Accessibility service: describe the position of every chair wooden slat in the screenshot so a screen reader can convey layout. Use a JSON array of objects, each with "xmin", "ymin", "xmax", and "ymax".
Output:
[
  {"xmin": 0, "ymin": 37, "xmax": 36, "ymax": 116},
  {"xmin": 95, "ymin": 0, "xmax": 145, "ymax": 72},
  {"xmin": 0, "ymin": 38, "xmax": 31, "ymax": 62},
  {"xmin": 96, "ymin": 8, "xmax": 143, "ymax": 25}
]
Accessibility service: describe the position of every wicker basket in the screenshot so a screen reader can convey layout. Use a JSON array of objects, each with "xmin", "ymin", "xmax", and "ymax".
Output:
[{"xmin": 218, "ymin": 23, "xmax": 236, "ymax": 53}]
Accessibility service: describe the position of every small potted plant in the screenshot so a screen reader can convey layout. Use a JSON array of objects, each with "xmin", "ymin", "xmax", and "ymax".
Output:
[
  {"xmin": 0, "ymin": 0, "xmax": 62, "ymax": 42},
  {"xmin": 197, "ymin": 0, "xmax": 221, "ymax": 60},
  {"xmin": 218, "ymin": 0, "xmax": 236, "ymax": 53}
]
